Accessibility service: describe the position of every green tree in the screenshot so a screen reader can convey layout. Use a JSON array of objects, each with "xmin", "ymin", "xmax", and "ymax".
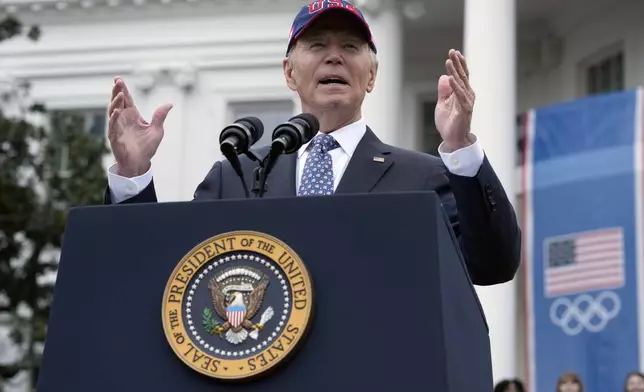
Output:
[
  {"xmin": 1, "ymin": 14, "xmax": 108, "ymax": 391},
  {"xmin": 0, "ymin": 14, "xmax": 40, "ymax": 42}
]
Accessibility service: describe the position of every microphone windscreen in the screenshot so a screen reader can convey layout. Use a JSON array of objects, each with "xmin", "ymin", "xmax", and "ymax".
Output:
[
  {"xmin": 291, "ymin": 113, "xmax": 319, "ymax": 139},
  {"xmin": 237, "ymin": 116, "xmax": 264, "ymax": 142}
]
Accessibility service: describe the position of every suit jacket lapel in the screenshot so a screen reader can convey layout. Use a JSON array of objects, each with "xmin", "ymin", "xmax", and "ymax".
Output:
[
  {"xmin": 261, "ymin": 152, "xmax": 297, "ymax": 198},
  {"xmin": 336, "ymin": 127, "xmax": 393, "ymax": 194}
]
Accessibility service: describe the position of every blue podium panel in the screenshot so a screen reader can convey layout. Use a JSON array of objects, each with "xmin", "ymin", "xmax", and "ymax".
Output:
[{"xmin": 38, "ymin": 192, "xmax": 490, "ymax": 391}]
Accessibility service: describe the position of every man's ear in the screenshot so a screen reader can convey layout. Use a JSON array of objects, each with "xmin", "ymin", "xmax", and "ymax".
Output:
[
  {"xmin": 283, "ymin": 57, "xmax": 297, "ymax": 91},
  {"xmin": 366, "ymin": 58, "xmax": 378, "ymax": 93}
]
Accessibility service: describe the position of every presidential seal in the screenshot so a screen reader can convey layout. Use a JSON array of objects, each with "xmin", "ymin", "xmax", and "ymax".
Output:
[{"xmin": 161, "ymin": 231, "xmax": 313, "ymax": 380}]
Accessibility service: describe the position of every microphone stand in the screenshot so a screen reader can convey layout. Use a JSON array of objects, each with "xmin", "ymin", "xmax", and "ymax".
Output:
[
  {"xmin": 251, "ymin": 166, "xmax": 265, "ymax": 198},
  {"xmin": 222, "ymin": 145, "xmax": 264, "ymax": 199},
  {"xmin": 221, "ymin": 144, "xmax": 250, "ymax": 198},
  {"xmin": 248, "ymin": 151, "xmax": 267, "ymax": 198},
  {"xmin": 253, "ymin": 143, "xmax": 285, "ymax": 198}
]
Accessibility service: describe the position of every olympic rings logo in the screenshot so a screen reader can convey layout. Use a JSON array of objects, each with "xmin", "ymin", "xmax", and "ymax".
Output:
[{"xmin": 549, "ymin": 291, "xmax": 621, "ymax": 336}]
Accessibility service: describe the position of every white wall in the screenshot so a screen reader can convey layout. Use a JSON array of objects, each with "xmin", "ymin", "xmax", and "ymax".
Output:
[
  {"xmin": 400, "ymin": 27, "xmax": 462, "ymax": 150},
  {"xmin": 400, "ymin": 0, "xmax": 644, "ymax": 149},
  {"xmin": 518, "ymin": 0, "xmax": 644, "ymax": 112}
]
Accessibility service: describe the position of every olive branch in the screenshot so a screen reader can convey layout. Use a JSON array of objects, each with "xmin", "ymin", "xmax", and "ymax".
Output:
[{"xmin": 202, "ymin": 307, "xmax": 221, "ymax": 335}]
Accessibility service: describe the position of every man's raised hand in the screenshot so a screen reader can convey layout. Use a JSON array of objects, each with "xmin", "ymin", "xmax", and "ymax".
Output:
[
  {"xmin": 107, "ymin": 76, "xmax": 173, "ymax": 178},
  {"xmin": 434, "ymin": 49, "xmax": 476, "ymax": 152}
]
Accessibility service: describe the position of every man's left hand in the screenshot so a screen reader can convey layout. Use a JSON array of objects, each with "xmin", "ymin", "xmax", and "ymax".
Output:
[{"xmin": 435, "ymin": 49, "xmax": 476, "ymax": 152}]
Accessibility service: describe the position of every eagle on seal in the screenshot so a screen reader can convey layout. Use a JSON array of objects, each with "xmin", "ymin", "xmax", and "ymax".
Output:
[{"xmin": 207, "ymin": 275, "xmax": 269, "ymax": 344}]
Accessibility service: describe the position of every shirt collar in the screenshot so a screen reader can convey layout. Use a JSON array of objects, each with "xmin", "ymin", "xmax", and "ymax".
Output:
[{"xmin": 297, "ymin": 118, "xmax": 367, "ymax": 159}]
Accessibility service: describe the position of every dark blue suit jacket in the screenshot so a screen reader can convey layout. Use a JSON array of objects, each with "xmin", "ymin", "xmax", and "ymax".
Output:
[{"xmin": 106, "ymin": 127, "xmax": 521, "ymax": 286}]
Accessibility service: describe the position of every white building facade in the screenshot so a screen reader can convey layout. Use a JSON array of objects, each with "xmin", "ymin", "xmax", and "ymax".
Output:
[{"xmin": 1, "ymin": 0, "xmax": 643, "ymax": 387}]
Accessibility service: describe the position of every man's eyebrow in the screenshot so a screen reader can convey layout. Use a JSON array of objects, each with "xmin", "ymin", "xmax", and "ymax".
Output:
[{"xmin": 301, "ymin": 32, "xmax": 326, "ymax": 41}]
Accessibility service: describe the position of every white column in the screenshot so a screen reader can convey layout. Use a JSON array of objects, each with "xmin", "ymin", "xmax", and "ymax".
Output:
[
  {"xmin": 360, "ymin": 3, "xmax": 403, "ymax": 146},
  {"xmin": 464, "ymin": 0, "xmax": 518, "ymax": 384}
]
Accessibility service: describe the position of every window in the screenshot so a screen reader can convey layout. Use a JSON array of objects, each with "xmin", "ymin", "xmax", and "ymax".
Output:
[
  {"xmin": 584, "ymin": 50, "xmax": 624, "ymax": 96},
  {"xmin": 49, "ymin": 108, "xmax": 106, "ymax": 138},
  {"xmin": 229, "ymin": 100, "xmax": 295, "ymax": 148},
  {"xmin": 420, "ymin": 100, "xmax": 441, "ymax": 156},
  {"xmin": 78, "ymin": 109, "xmax": 107, "ymax": 138},
  {"xmin": 49, "ymin": 108, "xmax": 107, "ymax": 173}
]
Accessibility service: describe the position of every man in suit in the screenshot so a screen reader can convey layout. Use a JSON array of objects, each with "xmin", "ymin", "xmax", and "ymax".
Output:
[{"xmin": 106, "ymin": 0, "xmax": 521, "ymax": 286}]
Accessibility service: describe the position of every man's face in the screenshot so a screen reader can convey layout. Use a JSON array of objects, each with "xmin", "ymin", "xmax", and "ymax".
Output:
[{"xmin": 283, "ymin": 11, "xmax": 377, "ymax": 113}]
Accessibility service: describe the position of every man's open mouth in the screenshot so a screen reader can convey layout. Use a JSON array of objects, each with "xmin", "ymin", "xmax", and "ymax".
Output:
[{"xmin": 319, "ymin": 76, "xmax": 349, "ymax": 85}]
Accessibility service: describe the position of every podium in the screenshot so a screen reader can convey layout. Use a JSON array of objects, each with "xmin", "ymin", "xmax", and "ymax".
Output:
[{"xmin": 37, "ymin": 191, "xmax": 492, "ymax": 391}]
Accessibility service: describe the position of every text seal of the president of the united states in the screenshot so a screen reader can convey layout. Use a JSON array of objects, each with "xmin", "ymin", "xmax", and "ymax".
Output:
[{"xmin": 162, "ymin": 231, "xmax": 313, "ymax": 380}]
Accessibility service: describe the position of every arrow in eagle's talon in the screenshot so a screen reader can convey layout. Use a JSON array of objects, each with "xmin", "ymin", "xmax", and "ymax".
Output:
[{"xmin": 253, "ymin": 324, "xmax": 264, "ymax": 331}]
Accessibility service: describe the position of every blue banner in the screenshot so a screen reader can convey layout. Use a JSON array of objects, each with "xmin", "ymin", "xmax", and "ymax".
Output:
[{"xmin": 525, "ymin": 88, "xmax": 643, "ymax": 392}]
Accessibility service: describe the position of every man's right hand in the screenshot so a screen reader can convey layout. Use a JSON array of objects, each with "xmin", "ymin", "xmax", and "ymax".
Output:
[{"xmin": 107, "ymin": 76, "xmax": 173, "ymax": 178}]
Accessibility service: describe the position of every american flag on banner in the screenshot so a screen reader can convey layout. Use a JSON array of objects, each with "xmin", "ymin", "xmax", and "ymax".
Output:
[{"xmin": 543, "ymin": 227, "xmax": 625, "ymax": 297}]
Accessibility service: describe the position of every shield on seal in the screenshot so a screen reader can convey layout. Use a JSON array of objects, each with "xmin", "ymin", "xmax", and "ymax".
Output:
[{"xmin": 227, "ymin": 303, "xmax": 247, "ymax": 328}]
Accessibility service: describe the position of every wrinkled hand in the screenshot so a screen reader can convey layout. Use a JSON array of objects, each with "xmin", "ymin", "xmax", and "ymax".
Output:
[
  {"xmin": 107, "ymin": 76, "xmax": 173, "ymax": 177},
  {"xmin": 435, "ymin": 49, "xmax": 476, "ymax": 152}
]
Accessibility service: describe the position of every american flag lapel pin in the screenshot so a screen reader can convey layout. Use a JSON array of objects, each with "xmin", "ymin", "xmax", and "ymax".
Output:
[{"xmin": 373, "ymin": 156, "xmax": 385, "ymax": 163}]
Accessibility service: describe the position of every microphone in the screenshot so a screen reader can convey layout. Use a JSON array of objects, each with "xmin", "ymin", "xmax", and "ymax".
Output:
[
  {"xmin": 219, "ymin": 116, "xmax": 264, "ymax": 156},
  {"xmin": 219, "ymin": 117, "xmax": 264, "ymax": 198},
  {"xmin": 270, "ymin": 113, "xmax": 319, "ymax": 155},
  {"xmin": 254, "ymin": 113, "xmax": 320, "ymax": 198}
]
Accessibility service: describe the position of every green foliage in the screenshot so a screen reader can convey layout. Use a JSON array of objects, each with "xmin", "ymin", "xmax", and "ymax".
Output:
[
  {"xmin": 202, "ymin": 307, "xmax": 221, "ymax": 334},
  {"xmin": 0, "ymin": 15, "xmax": 40, "ymax": 43},
  {"xmin": 0, "ymin": 106, "xmax": 109, "ymax": 389},
  {"xmin": 0, "ymin": 15, "xmax": 108, "ymax": 390}
]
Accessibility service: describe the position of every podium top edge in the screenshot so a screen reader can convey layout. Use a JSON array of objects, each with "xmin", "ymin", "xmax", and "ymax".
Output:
[{"xmin": 70, "ymin": 191, "xmax": 441, "ymax": 212}]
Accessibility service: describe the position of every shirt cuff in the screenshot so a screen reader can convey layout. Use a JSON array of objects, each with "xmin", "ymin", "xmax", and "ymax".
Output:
[
  {"xmin": 438, "ymin": 135, "xmax": 485, "ymax": 177},
  {"xmin": 107, "ymin": 163, "xmax": 153, "ymax": 203}
]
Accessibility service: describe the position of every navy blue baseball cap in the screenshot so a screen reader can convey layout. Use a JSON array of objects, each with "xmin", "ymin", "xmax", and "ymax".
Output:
[{"xmin": 286, "ymin": 0, "xmax": 377, "ymax": 56}]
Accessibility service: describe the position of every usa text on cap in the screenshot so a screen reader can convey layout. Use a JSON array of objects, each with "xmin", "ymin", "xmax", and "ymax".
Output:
[{"xmin": 286, "ymin": 0, "xmax": 377, "ymax": 56}]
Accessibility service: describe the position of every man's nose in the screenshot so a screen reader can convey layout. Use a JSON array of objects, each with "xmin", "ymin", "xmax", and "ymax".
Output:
[{"xmin": 324, "ymin": 48, "xmax": 344, "ymax": 64}]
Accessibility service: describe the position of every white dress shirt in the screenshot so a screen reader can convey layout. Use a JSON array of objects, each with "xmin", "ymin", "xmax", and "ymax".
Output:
[{"xmin": 107, "ymin": 118, "xmax": 485, "ymax": 203}]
